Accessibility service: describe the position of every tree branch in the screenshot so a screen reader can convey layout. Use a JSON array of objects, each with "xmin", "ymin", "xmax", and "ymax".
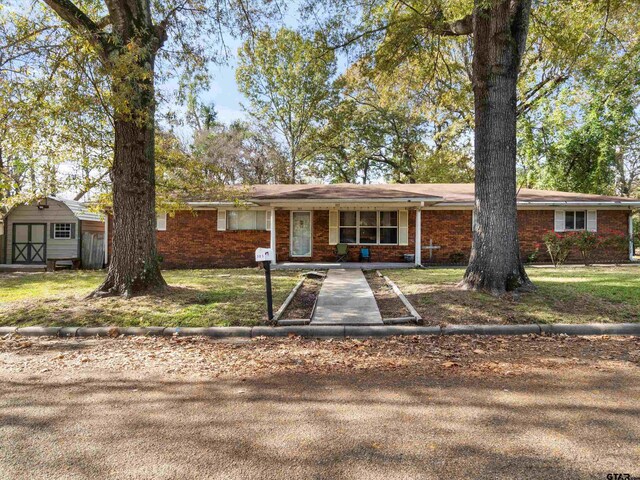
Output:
[{"xmin": 42, "ymin": 0, "xmax": 111, "ymax": 60}]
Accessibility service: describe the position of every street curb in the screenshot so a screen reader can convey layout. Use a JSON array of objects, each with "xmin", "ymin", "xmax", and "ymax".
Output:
[
  {"xmin": 442, "ymin": 324, "xmax": 541, "ymax": 335},
  {"xmin": 15, "ymin": 326, "xmax": 62, "ymax": 337},
  {"xmin": 1, "ymin": 323, "xmax": 639, "ymax": 339},
  {"xmin": 539, "ymin": 323, "xmax": 640, "ymax": 335},
  {"xmin": 252, "ymin": 325, "xmax": 345, "ymax": 338},
  {"xmin": 345, "ymin": 325, "xmax": 441, "ymax": 337},
  {"xmin": 119, "ymin": 327, "xmax": 166, "ymax": 336},
  {"xmin": 163, "ymin": 327, "xmax": 252, "ymax": 338}
]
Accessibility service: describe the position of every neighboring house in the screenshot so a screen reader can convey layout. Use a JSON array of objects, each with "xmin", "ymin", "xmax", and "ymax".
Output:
[
  {"xmin": 104, "ymin": 183, "xmax": 640, "ymax": 268},
  {"xmin": 3, "ymin": 197, "xmax": 105, "ymax": 268}
]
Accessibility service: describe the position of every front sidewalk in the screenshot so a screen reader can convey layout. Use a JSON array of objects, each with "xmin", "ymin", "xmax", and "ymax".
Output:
[{"xmin": 311, "ymin": 269, "xmax": 383, "ymax": 325}]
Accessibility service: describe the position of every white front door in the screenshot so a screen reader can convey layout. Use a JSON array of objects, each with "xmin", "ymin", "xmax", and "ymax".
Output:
[{"xmin": 291, "ymin": 211, "xmax": 312, "ymax": 257}]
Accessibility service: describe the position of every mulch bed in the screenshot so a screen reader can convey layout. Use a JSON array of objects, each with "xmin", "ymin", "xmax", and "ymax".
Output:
[
  {"xmin": 364, "ymin": 272, "xmax": 411, "ymax": 319},
  {"xmin": 281, "ymin": 277, "xmax": 323, "ymax": 319}
]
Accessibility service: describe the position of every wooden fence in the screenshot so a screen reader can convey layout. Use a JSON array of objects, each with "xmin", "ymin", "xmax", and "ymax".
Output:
[{"xmin": 81, "ymin": 232, "xmax": 105, "ymax": 269}]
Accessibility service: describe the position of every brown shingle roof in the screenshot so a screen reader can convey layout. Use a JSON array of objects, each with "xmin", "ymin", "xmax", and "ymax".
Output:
[
  {"xmin": 185, "ymin": 183, "xmax": 640, "ymax": 205},
  {"xmin": 242, "ymin": 183, "xmax": 636, "ymax": 204}
]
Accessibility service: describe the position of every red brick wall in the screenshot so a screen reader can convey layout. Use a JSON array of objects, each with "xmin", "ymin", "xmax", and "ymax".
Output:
[
  {"xmin": 108, "ymin": 211, "xmax": 271, "ymax": 268},
  {"xmin": 421, "ymin": 210, "xmax": 473, "ymax": 263},
  {"xmin": 421, "ymin": 209, "xmax": 630, "ymax": 264},
  {"xmin": 107, "ymin": 208, "xmax": 630, "ymax": 268}
]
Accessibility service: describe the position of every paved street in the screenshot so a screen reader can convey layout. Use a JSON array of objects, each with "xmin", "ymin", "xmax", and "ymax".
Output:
[{"xmin": 0, "ymin": 334, "xmax": 639, "ymax": 479}]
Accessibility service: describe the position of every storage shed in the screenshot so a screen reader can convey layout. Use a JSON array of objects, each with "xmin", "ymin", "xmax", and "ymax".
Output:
[{"xmin": 2, "ymin": 197, "xmax": 105, "ymax": 269}]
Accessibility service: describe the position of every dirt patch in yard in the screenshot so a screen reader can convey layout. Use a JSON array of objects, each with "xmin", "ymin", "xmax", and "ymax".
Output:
[
  {"xmin": 281, "ymin": 277, "xmax": 323, "ymax": 319},
  {"xmin": 364, "ymin": 272, "xmax": 411, "ymax": 319}
]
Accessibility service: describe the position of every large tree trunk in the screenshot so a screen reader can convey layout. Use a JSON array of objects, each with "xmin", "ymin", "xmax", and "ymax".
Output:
[
  {"xmin": 93, "ymin": 53, "xmax": 166, "ymax": 298},
  {"xmin": 462, "ymin": 0, "xmax": 534, "ymax": 295}
]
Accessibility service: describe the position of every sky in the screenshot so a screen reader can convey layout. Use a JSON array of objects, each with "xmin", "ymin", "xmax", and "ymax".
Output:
[{"xmin": 201, "ymin": 46, "xmax": 249, "ymax": 126}]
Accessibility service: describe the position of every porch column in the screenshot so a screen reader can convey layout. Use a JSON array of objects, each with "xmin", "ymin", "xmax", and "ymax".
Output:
[
  {"xmin": 629, "ymin": 211, "xmax": 635, "ymax": 262},
  {"xmin": 415, "ymin": 209, "xmax": 422, "ymax": 266},
  {"xmin": 270, "ymin": 208, "xmax": 277, "ymax": 265}
]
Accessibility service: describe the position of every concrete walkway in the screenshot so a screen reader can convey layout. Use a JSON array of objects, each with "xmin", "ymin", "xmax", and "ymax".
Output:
[{"xmin": 311, "ymin": 269, "xmax": 383, "ymax": 325}]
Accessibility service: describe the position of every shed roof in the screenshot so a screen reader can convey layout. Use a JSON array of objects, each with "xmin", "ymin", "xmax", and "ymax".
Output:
[{"xmin": 51, "ymin": 197, "xmax": 104, "ymax": 222}]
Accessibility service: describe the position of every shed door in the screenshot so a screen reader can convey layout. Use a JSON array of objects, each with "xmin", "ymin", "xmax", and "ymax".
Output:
[{"xmin": 12, "ymin": 223, "xmax": 47, "ymax": 264}]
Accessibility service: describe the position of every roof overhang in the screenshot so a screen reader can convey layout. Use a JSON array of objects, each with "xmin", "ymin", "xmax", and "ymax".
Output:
[
  {"xmin": 186, "ymin": 198, "xmax": 640, "ymax": 210},
  {"xmin": 431, "ymin": 201, "xmax": 640, "ymax": 209},
  {"xmin": 187, "ymin": 197, "xmax": 443, "ymax": 208}
]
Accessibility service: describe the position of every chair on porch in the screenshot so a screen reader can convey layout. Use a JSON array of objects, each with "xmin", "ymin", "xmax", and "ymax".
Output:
[
  {"xmin": 359, "ymin": 248, "xmax": 371, "ymax": 262},
  {"xmin": 335, "ymin": 243, "xmax": 349, "ymax": 262}
]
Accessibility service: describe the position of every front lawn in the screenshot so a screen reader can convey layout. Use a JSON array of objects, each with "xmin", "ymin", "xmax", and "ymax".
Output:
[
  {"xmin": 0, "ymin": 269, "xmax": 301, "ymax": 327},
  {"xmin": 387, "ymin": 266, "xmax": 640, "ymax": 325}
]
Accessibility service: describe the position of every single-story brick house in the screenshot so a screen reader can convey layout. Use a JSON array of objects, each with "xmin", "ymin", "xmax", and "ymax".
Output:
[{"xmin": 106, "ymin": 183, "xmax": 639, "ymax": 268}]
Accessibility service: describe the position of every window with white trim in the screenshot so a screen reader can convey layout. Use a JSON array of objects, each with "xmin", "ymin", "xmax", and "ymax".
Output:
[
  {"xmin": 565, "ymin": 210, "xmax": 586, "ymax": 231},
  {"xmin": 338, "ymin": 211, "xmax": 398, "ymax": 245},
  {"xmin": 227, "ymin": 210, "xmax": 268, "ymax": 231},
  {"xmin": 53, "ymin": 223, "xmax": 72, "ymax": 239}
]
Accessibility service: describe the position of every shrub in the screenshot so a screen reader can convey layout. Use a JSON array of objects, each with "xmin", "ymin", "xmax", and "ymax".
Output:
[
  {"xmin": 542, "ymin": 231, "xmax": 574, "ymax": 267},
  {"xmin": 598, "ymin": 231, "xmax": 629, "ymax": 256},
  {"xmin": 448, "ymin": 251, "xmax": 465, "ymax": 264},
  {"xmin": 525, "ymin": 244, "xmax": 541, "ymax": 264},
  {"xmin": 572, "ymin": 231, "xmax": 599, "ymax": 265}
]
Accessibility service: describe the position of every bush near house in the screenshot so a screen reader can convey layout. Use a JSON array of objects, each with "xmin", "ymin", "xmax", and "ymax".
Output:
[{"xmin": 542, "ymin": 230, "xmax": 628, "ymax": 266}]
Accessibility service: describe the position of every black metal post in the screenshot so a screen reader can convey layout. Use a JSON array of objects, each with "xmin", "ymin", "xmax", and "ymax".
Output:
[{"xmin": 263, "ymin": 260, "xmax": 274, "ymax": 321}]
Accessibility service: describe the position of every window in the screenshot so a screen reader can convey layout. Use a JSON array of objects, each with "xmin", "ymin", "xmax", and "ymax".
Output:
[
  {"xmin": 227, "ymin": 210, "xmax": 268, "ymax": 231},
  {"xmin": 53, "ymin": 223, "xmax": 72, "ymax": 239},
  {"xmin": 339, "ymin": 211, "xmax": 399, "ymax": 245},
  {"xmin": 565, "ymin": 211, "xmax": 586, "ymax": 231}
]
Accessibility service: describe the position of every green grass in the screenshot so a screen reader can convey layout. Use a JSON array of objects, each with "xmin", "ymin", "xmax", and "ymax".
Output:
[
  {"xmin": 388, "ymin": 266, "xmax": 640, "ymax": 325},
  {"xmin": 0, "ymin": 269, "xmax": 301, "ymax": 327}
]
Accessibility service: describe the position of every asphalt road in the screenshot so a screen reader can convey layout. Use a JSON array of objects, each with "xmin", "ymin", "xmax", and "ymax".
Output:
[{"xmin": 0, "ymin": 336, "xmax": 639, "ymax": 479}]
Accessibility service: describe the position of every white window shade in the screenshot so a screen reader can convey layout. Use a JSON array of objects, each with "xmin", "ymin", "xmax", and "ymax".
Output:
[{"xmin": 226, "ymin": 210, "xmax": 268, "ymax": 231}]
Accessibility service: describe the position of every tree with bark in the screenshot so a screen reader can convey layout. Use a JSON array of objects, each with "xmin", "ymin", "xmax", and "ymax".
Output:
[
  {"xmin": 237, "ymin": 28, "xmax": 337, "ymax": 183},
  {"xmin": 309, "ymin": 0, "xmax": 639, "ymax": 293},
  {"xmin": 27, "ymin": 0, "xmax": 276, "ymax": 297}
]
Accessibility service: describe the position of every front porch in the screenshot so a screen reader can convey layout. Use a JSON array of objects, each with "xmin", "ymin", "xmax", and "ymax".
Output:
[{"xmin": 273, "ymin": 262, "xmax": 415, "ymax": 270}]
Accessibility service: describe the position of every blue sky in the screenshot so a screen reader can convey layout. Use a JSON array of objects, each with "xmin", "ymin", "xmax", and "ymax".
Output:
[{"xmin": 202, "ymin": 44, "xmax": 249, "ymax": 125}]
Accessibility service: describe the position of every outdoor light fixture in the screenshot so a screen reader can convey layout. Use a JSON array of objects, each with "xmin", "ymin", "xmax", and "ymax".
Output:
[{"xmin": 37, "ymin": 198, "xmax": 50, "ymax": 210}]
